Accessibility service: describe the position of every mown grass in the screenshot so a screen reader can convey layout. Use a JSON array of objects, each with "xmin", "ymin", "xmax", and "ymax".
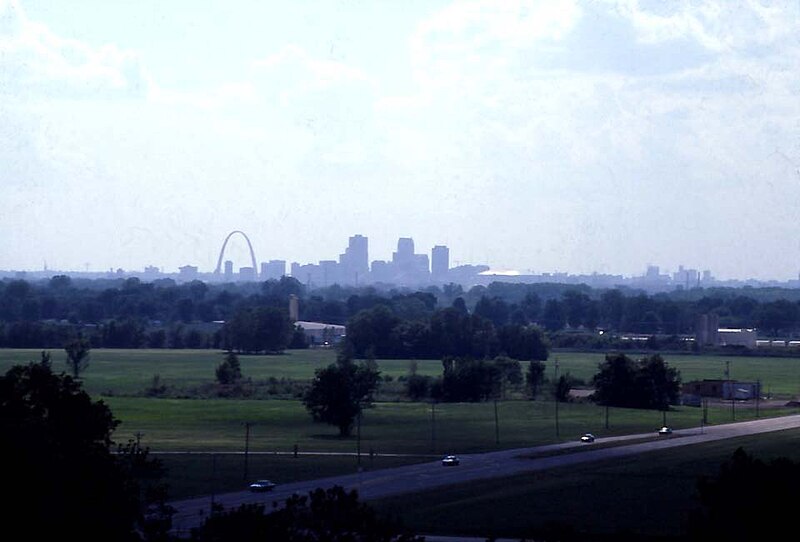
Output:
[
  {"xmin": 371, "ymin": 428, "xmax": 800, "ymax": 540},
  {"xmin": 0, "ymin": 348, "xmax": 446, "ymax": 397},
  {"xmin": 3, "ymin": 348, "xmax": 799, "ymax": 397},
  {"xmin": 3, "ymin": 347, "xmax": 800, "ymax": 511},
  {"xmin": 104, "ymin": 396, "xmax": 799, "ymax": 454}
]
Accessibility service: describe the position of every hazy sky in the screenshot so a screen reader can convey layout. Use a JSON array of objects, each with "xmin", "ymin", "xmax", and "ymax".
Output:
[{"xmin": 2, "ymin": 0, "xmax": 799, "ymax": 280}]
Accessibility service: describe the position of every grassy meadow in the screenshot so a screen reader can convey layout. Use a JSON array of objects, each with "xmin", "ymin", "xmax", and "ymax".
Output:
[
  {"xmin": 2, "ymin": 347, "xmax": 800, "ymax": 505},
  {"xmin": 3, "ymin": 348, "xmax": 800, "ymax": 397}
]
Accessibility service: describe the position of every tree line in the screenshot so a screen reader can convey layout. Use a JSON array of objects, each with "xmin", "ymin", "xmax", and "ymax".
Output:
[{"xmin": 4, "ymin": 275, "xmax": 800, "ymax": 351}]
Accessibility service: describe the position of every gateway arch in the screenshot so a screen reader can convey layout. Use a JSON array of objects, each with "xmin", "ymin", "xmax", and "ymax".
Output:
[{"xmin": 214, "ymin": 230, "xmax": 258, "ymax": 275}]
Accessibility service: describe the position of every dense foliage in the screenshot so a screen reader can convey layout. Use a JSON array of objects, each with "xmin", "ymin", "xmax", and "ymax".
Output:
[
  {"xmin": 0, "ymin": 358, "xmax": 168, "ymax": 541},
  {"xmin": 591, "ymin": 353, "xmax": 681, "ymax": 410},
  {"xmin": 4, "ymin": 275, "xmax": 800, "ymax": 353},
  {"xmin": 689, "ymin": 448, "xmax": 800, "ymax": 539},
  {"xmin": 303, "ymin": 351, "xmax": 381, "ymax": 436},
  {"xmin": 192, "ymin": 486, "xmax": 423, "ymax": 542}
]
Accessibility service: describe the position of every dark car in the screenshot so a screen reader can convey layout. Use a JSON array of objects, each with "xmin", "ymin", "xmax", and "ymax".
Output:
[
  {"xmin": 249, "ymin": 479, "xmax": 277, "ymax": 492},
  {"xmin": 442, "ymin": 455, "xmax": 460, "ymax": 466}
]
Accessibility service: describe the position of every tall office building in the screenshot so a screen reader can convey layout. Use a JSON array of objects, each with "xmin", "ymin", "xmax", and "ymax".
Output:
[
  {"xmin": 393, "ymin": 237, "xmax": 415, "ymax": 270},
  {"xmin": 432, "ymin": 245, "xmax": 449, "ymax": 279},
  {"xmin": 261, "ymin": 260, "xmax": 286, "ymax": 280},
  {"xmin": 340, "ymin": 234, "xmax": 369, "ymax": 284}
]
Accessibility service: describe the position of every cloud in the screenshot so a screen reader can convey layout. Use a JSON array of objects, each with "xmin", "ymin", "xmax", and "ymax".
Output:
[
  {"xmin": 0, "ymin": 0, "xmax": 149, "ymax": 99},
  {"xmin": 615, "ymin": 0, "xmax": 798, "ymax": 51}
]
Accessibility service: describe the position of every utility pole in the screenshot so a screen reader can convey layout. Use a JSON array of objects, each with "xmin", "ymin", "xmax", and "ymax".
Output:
[
  {"xmin": 356, "ymin": 409, "xmax": 362, "ymax": 468},
  {"xmin": 554, "ymin": 357, "xmax": 560, "ymax": 437},
  {"xmin": 210, "ymin": 453, "xmax": 217, "ymax": 510},
  {"xmin": 494, "ymin": 399, "xmax": 500, "ymax": 445},
  {"xmin": 430, "ymin": 401, "xmax": 436, "ymax": 452},
  {"xmin": 725, "ymin": 360, "xmax": 735, "ymax": 421},
  {"xmin": 756, "ymin": 379, "xmax": 761, "ymax": 418},
  {"xmin": 243, "ymin": 422, "xmax": 252, "ymax": 481}
]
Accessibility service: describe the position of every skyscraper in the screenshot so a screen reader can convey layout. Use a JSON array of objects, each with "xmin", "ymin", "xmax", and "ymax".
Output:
[
  {"xmin": 432, "ymin": 245, "xmax": 449, "ymax": 279},
  {"xmin": 393, "ymin": 237, "xmax": 415, "ymax": 269},
  {"xmin": 340, "ymin": 234, "xmax": 369, "ymax": 284}
]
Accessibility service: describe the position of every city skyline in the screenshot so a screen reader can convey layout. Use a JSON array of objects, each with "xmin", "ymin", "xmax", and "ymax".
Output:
[
  {"xmin": 2, "ymin": 1, "xmax": 799, "ymax": 281},
  {"xmin": 11, "ymin": 229, "xmax": 800, "ymax": 294}
]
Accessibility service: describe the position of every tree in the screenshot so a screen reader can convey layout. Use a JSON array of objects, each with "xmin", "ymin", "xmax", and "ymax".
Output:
[
  {"xmin": 526, "ymin": 360, "xmax": 546, "ymax": 399},
  {"xmin": 345, "ymin": 304, "xmax": 400, "ymax": 358},
  {"xmin": 541, "ymin": 298, "xmax": 567, "ymax": 331},
  {"xmin": 591, "ymin": 353, "xmax": 637, "ymax": 408},
  {"xmin": 497, "ymin": 324, "xmax": 549, "ymax": 361},
  {"xmin": 473, "ymin": 295, "xmax": 510, "ymax": 327},
  {"xmin": 215, "ymin": 351, "xmax": 243, "ymax": 385},
  {"xmin": 592, "ymin": 353, "xmax": 681, "ymax": 410},
  {"xmin": 0, "ymin": 360, "xmax": 165, "ymax": 541},
  {"xmin": 689, "ymin": 448, "xmax": 800, "ymax": 540},
  {"xmin": 492, "ymin": 355, "xmax": 522, "ymax": 398},
  {"xmin": 303, "ymin": 352, "xmax": 381, "ymax": 436},
  {"xmin": 440, "ymin": 357, "xmax": 499, "ymax": 402},
  {"xmin": 64, "ymin": 335, "xmax": 91, "ymax": 378},
  {"xmin": 193, "ymin": 486, "xmax": 423, "ymax": 542},
  {"xmin": 224, "ymin": 306, "xmax": 293, "ymax": 353},
  {"xmin": 635, "ymin": 354, "xmax": 681, "ymax": 410},
  {"xmin": 554, "ymin": 372, "xmax": 574, "ymax": 402}
]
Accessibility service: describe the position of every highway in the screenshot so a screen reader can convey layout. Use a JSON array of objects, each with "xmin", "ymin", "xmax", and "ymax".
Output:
[{"xmin": 169, "ymin": 414, "xmax": 800, "ymax": 535}]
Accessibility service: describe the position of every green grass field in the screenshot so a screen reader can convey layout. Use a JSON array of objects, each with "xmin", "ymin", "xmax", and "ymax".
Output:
[
  {"xmin": 3, "ymin": 347, "xmax": 800, "ymax": 515},
  {"xmin": 3, "ymin": 348, "xmax": 800, "ymax": 397},
  {"xmin": 0, "ymin": 350, "xmax": 800, "ymax": 537},
  {"xmin": 0, "ymin": 348, "xmax": 444, "ymax": 396}
]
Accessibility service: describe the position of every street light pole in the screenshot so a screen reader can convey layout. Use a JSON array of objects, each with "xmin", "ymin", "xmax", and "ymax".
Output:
[
  {"xmin": 243, "ymin": 422, "xmax": 251, "ymax": 481},
  {"xmin": 554, "ymin": 357, "xmax": 560, "ymax": 437},
  {"xmin": 756, "ymin": 379, "xmax": 760, "ymax": 418},
  {"xmin": 357, "ymin": 409, "xmax": 362, "ymax": 468},
  {"xmin": 430, "ymin": 401, "xmax": 436, "ymax": 452},
  {"xmin": 494, "ymin": 399, "xmax": 500, "ymax": 445},
  {"xmin": 725, "ymin": 360, "xmax": 735, "ymax": 421}
]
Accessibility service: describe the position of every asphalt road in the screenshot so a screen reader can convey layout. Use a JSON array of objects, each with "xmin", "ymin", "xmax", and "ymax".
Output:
[{"xmin": 169, "ymin": 414, "xmax": 800, "ymax": 536}]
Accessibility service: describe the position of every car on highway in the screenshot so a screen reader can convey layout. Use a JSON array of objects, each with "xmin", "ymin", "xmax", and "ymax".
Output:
[
  {"xmin": 248, "ymin": 479, "xmax": 277, "ymax": 492},
  {"xmin": 580, "ymin": 433, "xmax": 596, "ymax": 443},
  {"xmin": 658, "ymin": 426, "xmax": 673, "ymax": 435},
  {"xmin": 442, "ymin": 455, "xmax": 460, "ymax": 466}
]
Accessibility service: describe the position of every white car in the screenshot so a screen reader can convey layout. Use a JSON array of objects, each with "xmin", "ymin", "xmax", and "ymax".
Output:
[
  {"xmin": 442, "ymin": 455, "xmax": 460, "ymax": 466},
  {"xmin": 658, "ymin": 426, "xmax": 673, "ymax": 435},
  {"xmin": 249, "ymin": 479, "xmax": 277, "ymax": 492},
  {"xmin": 580, "ymin": 433, "xmax": 596, "ymax": 443}
]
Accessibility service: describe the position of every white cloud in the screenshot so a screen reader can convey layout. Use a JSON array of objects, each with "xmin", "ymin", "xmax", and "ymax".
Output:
[
  {"xmin": 0, "ymin": 0, "xmax": 149, "ymax": 99},
  {"xmin": 615, "ymin": 0, "xmax": 798, "ymax": 51}
]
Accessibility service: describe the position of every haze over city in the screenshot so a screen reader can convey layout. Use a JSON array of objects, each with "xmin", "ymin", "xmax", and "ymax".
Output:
[{"xmin": 2, "ymin": 0, "xmax": 799, "ymax": 281}]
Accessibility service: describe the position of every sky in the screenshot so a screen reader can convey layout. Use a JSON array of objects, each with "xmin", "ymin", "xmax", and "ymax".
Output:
[{"xmin": 1, "ymin": 0, "xmax": 799, "ymax": 281}]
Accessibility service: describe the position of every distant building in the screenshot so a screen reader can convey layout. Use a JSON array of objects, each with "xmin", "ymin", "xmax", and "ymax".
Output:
[
  {"xmin": 179, "ymin": 265, "xmax": 198, "ymax": 280},
  {"xmin": 695, "ymin": 313, "xmax": 720, "ymax": 346},
  {"xmin": 239, "ymin": 266, "xmax": 256, "ymax": 281},
  {"xmin": 431, "ymin": 245, "xmax": 449, "ymax": 280},
  {"xmin": 718, "ymin": 328, "xmax": 757, "ymax": 348},
  {"xmin": 261, "ymin": 260, "xmax": 286, "ymax": 280},
  {"xmin": 294, "ymin": 321, "xmax": 346, "ymax": 347},
  {"xmin": 339, "ymin": 234, "xmax": 369, "ymax": 285},
  {"xmin": 682, "ymin": 380, "xmax": 760, "ymax": 400}
]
